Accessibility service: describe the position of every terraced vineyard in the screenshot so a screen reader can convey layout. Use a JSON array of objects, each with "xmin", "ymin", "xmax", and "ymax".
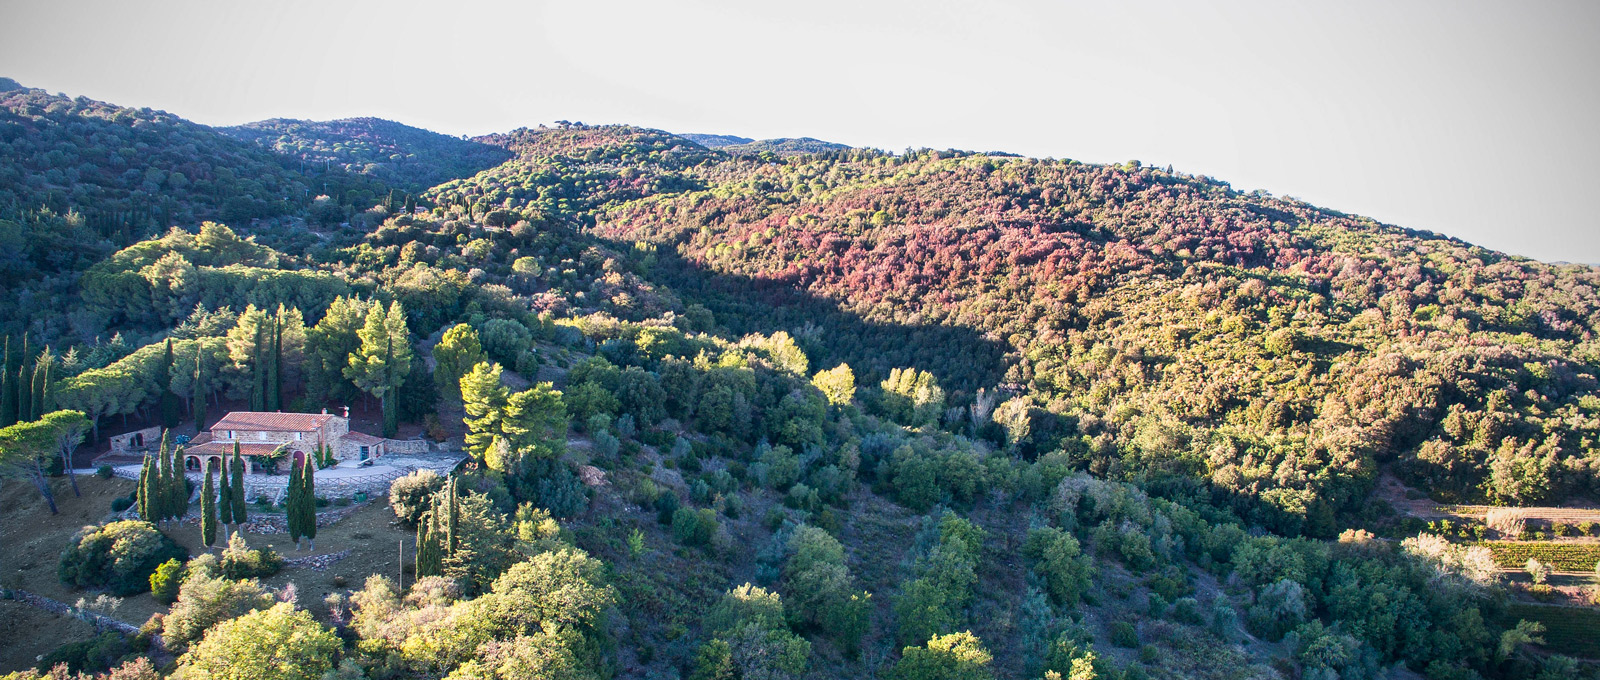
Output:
[
  {"xmin": 1504, "ymin": 603, "xmax": 1600, "ymax": 658},
  {"xmin": 1480, "ymin": 542, "xmax": 1600, "ymax": 571}
]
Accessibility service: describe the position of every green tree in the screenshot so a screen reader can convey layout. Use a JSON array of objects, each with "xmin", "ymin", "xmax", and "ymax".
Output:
[
  {"xmin": 177, "ymin": 602, "xmax": 339, "ymax": 680},
  {"xmin": 461, "ymin": 361, "xmax": 510, "ymax": 462},
  {"xmin": 218, "ymin": 456, "xmax": 235, "ymax": 529},
  {"xmin": 40, "ymin": 409, "xmax": 90, "ymax": 498},
  {"xmin": 784, "ymin": 525, "xmax": 871, "ymax": 653},
  {"xmin": 137, "ymin": 454, "xmax": 155, "ymax": 521},
  {"xmin": 889, "ymin": 631, "xmax": 995, "ymax": 680},
  {"xmin": 0, "ymin": 335, "xmax": 13, "ymax": 427},
  {"xmin": 304, "ymin": 296, "xmax": 369, "ymax": 404},
  {"xmin": 812, "ymin": 363, "xmax": 856, "ymax": 407},
  {"xmin": 228, "ymin": 305, "xmax": 271, "ymax": 411},
  {"xmin": 694, "ymin": 584, "xmax": 811, "ymax": 680},
  {"xmin": 201, "ymin": 457, "xmax": 219, "ymax": 549},
  {"xmin": 0, "ymin": 415, "xmax": 61, "ymax": 513},
  {"xmin": 1022, "ymin": 527, "xmax": 1092, "ymax": 607},
  {"xmin": 433, "ymin": 323, "xmax": 486, "ymax": 405},
  {"xmin": 192, "ymin": 349, "xmax": 207, "ymax": 429},
  {"xmin": 495, "ymin": 382, "xmax": 568, "ymax": 474},
  {"xmin": 298, "ymin": 456, "xmax": 318, "ymax": 551},
  {"xmin": 286, "ymin": 457, "xmax": 306, "ymax": 549},
  {"xmin": 345, "ymin": 300, "xmax": 411, "ymax": 437},
  {"xmin": 229, "ymin": 443, "xmax": 248, "ymax": 530},
  {"xmin": 158, "ymin": 338, "xmax": 182, "ymax": 428}
]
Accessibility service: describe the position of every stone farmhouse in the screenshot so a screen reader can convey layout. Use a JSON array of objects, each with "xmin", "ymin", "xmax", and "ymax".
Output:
[{"xmin": 181, "ymin": 409, "xmax": 408, "ymax": 474}]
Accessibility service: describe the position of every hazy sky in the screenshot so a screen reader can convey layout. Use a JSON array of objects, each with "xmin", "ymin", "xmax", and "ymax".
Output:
[{"xmin": 4, "ymin": 0, "xmax": 1598, "ymax": 263}]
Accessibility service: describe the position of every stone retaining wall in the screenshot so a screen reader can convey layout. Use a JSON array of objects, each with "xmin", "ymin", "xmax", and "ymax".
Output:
[{"xmin": 0, "ymin": 587, "xmax": 158, "ymax": 651}]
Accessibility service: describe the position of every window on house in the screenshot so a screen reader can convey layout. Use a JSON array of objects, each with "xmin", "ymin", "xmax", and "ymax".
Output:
[
  {"xmin": 227, "ymin": 430, "xmax": 235, "ymax": 439},
  {"xmin": 295, "ymin": 432, "xmax": 302, "ymax": 441}
]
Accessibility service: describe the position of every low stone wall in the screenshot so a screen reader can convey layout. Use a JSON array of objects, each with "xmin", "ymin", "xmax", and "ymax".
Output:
[
  {"xmin": 384, "ymin": 439, "xmax": 430, "ymax": 454},
  {"xmin": 0, "ymin": 587, "xmax": 155, "ymax": 648}
]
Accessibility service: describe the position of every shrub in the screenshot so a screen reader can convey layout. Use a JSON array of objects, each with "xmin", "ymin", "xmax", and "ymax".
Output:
[
  {"xmin": 1110, "ymin": 621, "xmax": 1139, "ymax": 648},
  {"xmin": 1169, "ymin": 597, "xmax": 1203, "ymax": 625},
  {"xmin": 1022, "ymin": 527, "xmax": 1092, "ymax": 606},
  {"xmin": 58, "ymin": 520, "xmax": 186, "ymax": 596},
  {"xmin": 218, "ymin": 532, "xmax": 283, "ymax": 579},
  {"xmin": 111, "ymin": 496, "xmax": 134, "ymax": 513},
  {"xmin": 162, "ymin": 558, "xmax": 275, "ymax": 650},
  {"xmin": 150, "ymin": 558, "xmax": 184, "ymax": 604},
  {"xmin": 177, "ymin": 602, "xmax": 339, "ymax": 680},
  {"xmin": 36, "ymin": 632, "xmax": 131, "ymax": 675},
  {"xmin": 655, "ymin": 491, "xmax": 680, "ymax": 525},
  {"xmin": 389, "ymin": 469, "xmax": 445, "ymax": 527},
  {"xmin": 889, "ymin": 631, "xmax": 995, "ymax": 680},
  {"xmin": 96, "ymin": 465, "xmax": 115, "ymax": 480},
  {"xmin": 672, "ymin": 506, "xmax": 720, "ymax": 547}
]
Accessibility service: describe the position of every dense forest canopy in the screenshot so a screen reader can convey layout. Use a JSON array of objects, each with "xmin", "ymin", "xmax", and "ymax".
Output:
[{"xmin": 2, "ymin": 77, "xmax": 1598, "ymax": 680}]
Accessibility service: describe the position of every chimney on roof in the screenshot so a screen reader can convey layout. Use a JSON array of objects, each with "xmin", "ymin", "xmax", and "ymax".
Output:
[
  {"xmin": 322, "ymin": 408, "xmax": 328, "ymax": 415},
  {"xmin": 343, "ymin": 406, "xmax": 350, "ymax": 419}
]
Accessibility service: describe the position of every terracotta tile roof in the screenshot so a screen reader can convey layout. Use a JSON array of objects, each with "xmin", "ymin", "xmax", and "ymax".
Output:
[
  {"xmin": 188, "ymin": 432, "xmax": 214, "ymax": 446},
  {"xmin": 212, "ymin": 411, "xmax": 336, "ymax": 433},
  {"xmin": 342, "ymin": 432, "xmax": 384, "ymax": 445},
  {"xmin": 189, "ymin": 441, "xmax": 289, "ymax": 457}
]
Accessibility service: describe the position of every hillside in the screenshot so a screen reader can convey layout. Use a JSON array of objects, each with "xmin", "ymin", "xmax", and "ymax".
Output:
[
  {"xmin": 1, "ymin": 86, "xmax": 1597, "ymax": 680},
  {"xmin": 221, "ymin": 117, "xmax": 512, "ymax": 192}
]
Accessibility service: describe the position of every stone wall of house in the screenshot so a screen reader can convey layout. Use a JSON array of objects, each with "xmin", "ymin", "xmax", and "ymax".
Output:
[
  {"xmin": 108, "ymin": 426, "xmax": 162, "ymax": 454},
  {"xmin": 214, "ymin": 417, "xmax": 350, "ymax": 456}
]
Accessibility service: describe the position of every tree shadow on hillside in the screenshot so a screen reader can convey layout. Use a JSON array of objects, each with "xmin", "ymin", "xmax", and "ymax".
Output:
[{"xmin": 636, "ymin": 247, "xmax": 1010, "ymax": 394}]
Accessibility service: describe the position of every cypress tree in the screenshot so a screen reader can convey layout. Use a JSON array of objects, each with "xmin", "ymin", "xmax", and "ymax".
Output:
[
  {"xmin": 415, "ymin": 521, "xmax": 430, "ymax": 577},
  {"xmin": 444, "ymin": 476, "xmax": 460, "ymax": 554},
  {"xmin": 230, "ymin": 444, "xmax": 248, "ymax": 528},
  {"xmin": 15, "ymin": 364, "xmax": 27, "ymax": 423},
  {"xmin": 137, "ymin": 455, "xmax": 154, "ymax": 522},
  {"xmin": 17, "ymin": 333, "xmax": 29, "ymax": 423},
  {"xmin": 38, "ymin": 357, "xmax": 52, "ymax": 416},
  {"xmin": 201, "ymin": 458, "xmax": 218, "ymax": 549},
  {"xmin": 251, "ymin": 322, "xmax": 266, "ymax": 411},
  {"xmin": 192, "ymin": 351, "xmax": 206, "ymax": 429},
  {"xmin": 1, "ymin": 335, "xmax": 12, "ymax": 427},
  {"xmin": 301, "ymin": 456, "xmax": 317, "ymax": 551},
  {"xmin": 159, "ymin": 339, "xmax": 181, "ymax": 429},
  {"xmin": 170, "ymin": 445, "xmax": 189, "ymax": 522},
  {"xmin": 30, "ymin": 358, "xmax": 44, "ymax": 422},
  {"xmin": 156, "ymin": 432, "xmax": 172, "ymax": 523},
  {"xmin": 267, "ymin": 309, "xmax": 282, "ymax": 411},
  {"xmin": 218, "ymin": 461, "xmax": 235, "ymax": 530},
  {"xmin": 416, "ymin": 506, "xmax": 441, "ymax": 577},
  {"xmin": 286, "ymin": 457, "xmax": 304, "ymax": 549}
]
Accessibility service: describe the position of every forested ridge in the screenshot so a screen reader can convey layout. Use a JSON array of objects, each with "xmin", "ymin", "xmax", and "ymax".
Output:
[{"xmin": 2, "ymin": 78, "xmax": 1598, "ymax": 680}]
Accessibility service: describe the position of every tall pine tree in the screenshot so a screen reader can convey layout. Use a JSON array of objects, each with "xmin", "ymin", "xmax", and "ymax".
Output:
[{"xmin": 346, "ymin": 301, "xmax": 411, "ymax": 438}]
